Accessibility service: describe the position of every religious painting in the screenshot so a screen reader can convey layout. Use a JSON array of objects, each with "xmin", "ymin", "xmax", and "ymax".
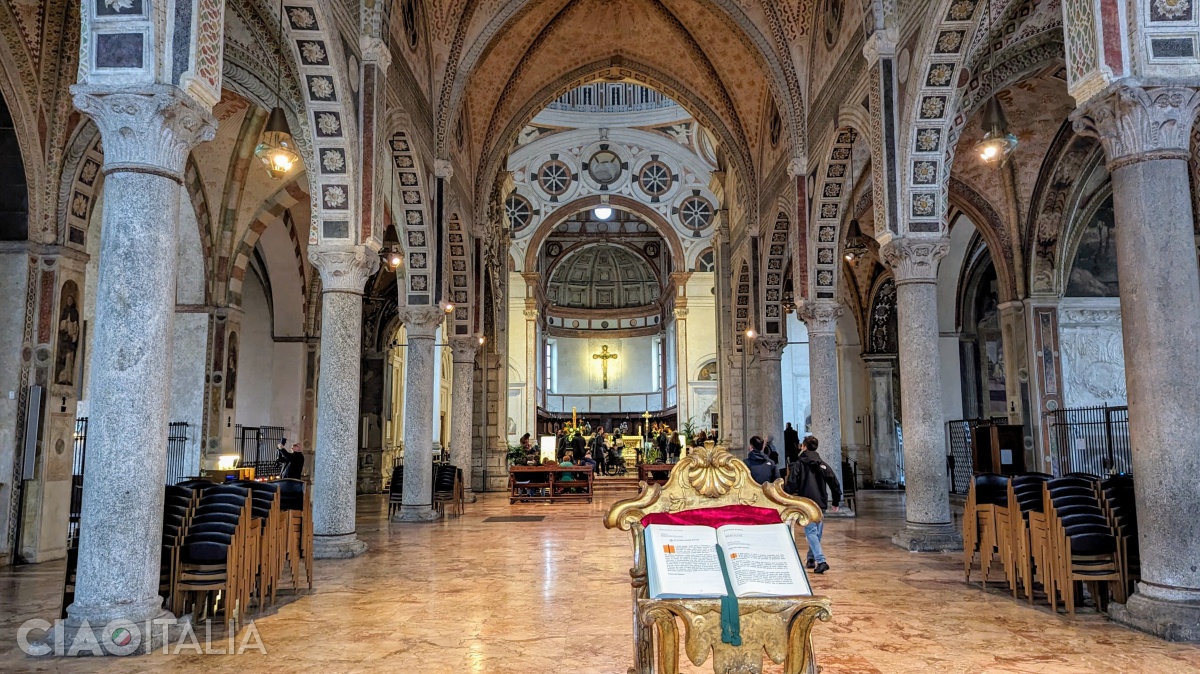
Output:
[
  {"xmin": 225, "ymin": 331, "xmax": 239, "ymax": 410},
  {"xmin": 822, "ymin": 0, "xmax": 844, "ymax": 50},
  {"xmin": 1066, "ymin": 196, "xmax": 1118, "ymax": 297},
  {"xmin": 54, "ymin": 281, "xmax": 80, "ymax": 387}
]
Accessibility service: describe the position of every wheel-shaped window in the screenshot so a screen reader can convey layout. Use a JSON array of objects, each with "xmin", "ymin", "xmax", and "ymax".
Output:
[
  {"xmin": 679, "ymin": 196, "xmax": 714, "ymax": 232},
  {"xmin": 505, "ymin": 194, "xmax": 533, "ymax": 231},
  {"xmin": 538, "ymin": 160, "xmax": 572, "ymax": 196},
  {"xmin": 638, "ymin": 161, "xmax": 672, "ymax": 196}
]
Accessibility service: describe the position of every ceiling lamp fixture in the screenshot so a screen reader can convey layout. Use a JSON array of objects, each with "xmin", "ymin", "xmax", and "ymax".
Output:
[
  {"xmin": 381, "ymin": 243, "xmax": 403, "ymax": 271},
  {"xmin": 843, "ymin": 220, "xmax": 868, "ymax": 262},
  {"xmin": 594, "ymin": 206, "xmax": 613, "ymax": 220},
  {"xmin": 255, "ymin": 0, "xmax": 301, "ymax": 179},
  {"xmin": 972, "ymin": 0, "xmax": 1018, "ymax": 167}
]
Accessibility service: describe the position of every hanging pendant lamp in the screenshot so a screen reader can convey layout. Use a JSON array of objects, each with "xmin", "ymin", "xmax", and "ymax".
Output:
[
  {"xmin": 255, "ymin": 0, "xmax": 301, "ymax": 179},
  {"xmin": 972, "ymin": 0, "xmax": 1018, "ymax": 166}
]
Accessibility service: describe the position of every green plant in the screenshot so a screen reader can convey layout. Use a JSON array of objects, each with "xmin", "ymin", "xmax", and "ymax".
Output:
[
  {"xmin": 506, "ymin": 443, "xmax": 527, "ymax": 465},
  {"xmin": 643, "ymin": 442, "xmax": 662, "ymax": 464},
  {"xmin": 681, "ymin": 418, "xmax": 697, "ymax": 446}
]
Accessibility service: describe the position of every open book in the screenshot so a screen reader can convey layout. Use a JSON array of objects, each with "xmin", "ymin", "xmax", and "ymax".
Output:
[{"xmin": 645, "ymin": 522, "xmax": 812, "ymax": 599}]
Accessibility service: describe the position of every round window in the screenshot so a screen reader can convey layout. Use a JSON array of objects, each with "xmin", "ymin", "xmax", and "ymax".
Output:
[
  {"xmin": 679, "ymin": 196, "xmax": 714, "ymax": 232},
  {"xmin": 537, "ymin": 160, "xmax": 572, "ymax": 196},
  {"xmin": 505, "ymin": 194, "xmax": 533, "ymax": 231},
  {"xmin": 638, "ymin": 161, "xmax": 672, "ymax": 196},
  {"xmin": 587, "ymin": 150, "xmax": 622, "ymax": 185}
]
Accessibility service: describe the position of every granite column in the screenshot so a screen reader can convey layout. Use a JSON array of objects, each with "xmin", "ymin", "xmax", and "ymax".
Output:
[
  {"xmin": 882, "ymin": 238, "xmax": 961, "ymax": 551},
  {"xmin": 800, "ymin": 300, "xmax": 852, "ymax": 514},
  {"xmin": 753, "ymin": 335, "xmax": 786, "ymax": 456},
  {"xmin": 1074, "ymin": 82, "xmax": 1200, "ymax": 640},
  {"xmin": 66, "ymin": 87, "xmax": 215, "ymax": 637},
  {"xmin": 395, "ymin": 307, "xmax": 445, "ymax": 522},
  {"xmin": 448, "ymin": 335, "xmax": 479, "ymax": 502},
  {"xmin": 310, "ymin": 250, "xmax": 376, "ymax": 558}
]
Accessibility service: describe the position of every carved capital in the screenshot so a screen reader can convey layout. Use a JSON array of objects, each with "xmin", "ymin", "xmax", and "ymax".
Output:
[
  {"xmin": 862, "ymin": 27, "xmax": 898, "ymax": 66},
  {"xmin": 1072, "ymin": 82, "xmax": 1200, "ymax": 169},
  {"xmin": 360, "ymin": 36, "xmax": 392, "ymax": 72},
  {"xmin": 435, "ymin": 158, "xmax": 454, "ymax": 178},
  {"xmin": 399, "ymin": 306, "xmax": 445, "ymax": 337},
  {"xmin": 880, "ymin": 237, "xmax": 949, "ymax": 284},
  {"xmin": 787, "ymin": 157, "xmax": 808, "ymax": 177},
  {"xmin": 798, "ymin": 300, "xmax": 843, "ymax": 336},
  {"xmin": 448, "ymin": 335, "xmax": 479, "ymax": 364},
  {"xmin": 673, "ymin": 307, "xmax": 690, "ymax": 320},
  {"xmin": 310, "ymin": 247, "xmax": 379, "ymax": 294},
  {"xmin": 523, "ymin": 308, "xmax": 539, "ymax": 321},
  {"xmin": 71, "ymin": 85, "xmax": 216, "ymax": 180},
  {"xmin": 754, "ymin": 334, "xmax": 788, "ymax": 361}
]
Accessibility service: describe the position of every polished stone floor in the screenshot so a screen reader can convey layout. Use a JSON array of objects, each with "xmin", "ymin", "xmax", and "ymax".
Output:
[{"xmin": 2, "ymin": 491, "xmax": 1199, "ymax": 673}]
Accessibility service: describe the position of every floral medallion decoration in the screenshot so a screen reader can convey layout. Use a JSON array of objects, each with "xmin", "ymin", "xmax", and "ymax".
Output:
[
  {"xmin": 406, "ymin": 211, "xmax": 423, "ymax": 226},
  {"xmin": 920, "ymin": 96, "xmax": 947, "ymax": 119},
  {"xmin": 287, "ymin": 6, "xmax": 317, "ymax": 29},
  {"xmin": 299, "ymin": 41, "xmax": 328, "ymax": 65},
  {"xmin": 316, "ymin": 112, "xmax": 341, "ymax": 137},
  {"xmin": 1151, "ymin": 0, "xmax": 1191, "ymax": 20},
  {"xmin": 831, "ymin": 147, "xmax": 851, "ymax": 161},
  {"xmin": 323, "ymin": 185, "xmax": 347, "ymax": 209},
  {"xmin": 410, "ymin": 252, "xmax": 427, "ymax": 268},
  {"xmin": 407, "ymin": 231, "xmax": 426, "ymax": 247},
  {"xmin": 411, "ymin": 275, "xmax": 428, "ymax": 292},
  {"xmin": 320, "ymin": 149, "xmax": 345, "ymax": 173},
  {"xmin": 80, "ymin": 160, "xmax": 99, "ymax": 185},
  {"xmin": 911, "ymin": 193, "xmax": 936, "ymax": 217},
  {"xmin": 403, "ymin": 190, "xmax": 421, "ymax": 204},
  {"xmin": 912, "ymin": 161, "xmax": 937, "ymax": 184},
  {"xmin": 916, "ymin": 128, "xmax": 941, "ymax": 152},
  {"xmin": 307, "ymin": 75, "xmax": 335, "ymax": 101},
  {"xmin": 817, "ymin": 248, "xmax": 834, "ymax": 264},
  {"xmin": 820, "ymin": 203, "xmax": 838, "ymax": 219},
  {"xmin": 817, "ymin": 270, "xmax": 834, "ymax": 286},
  {"xmin": 935, "ymin": 30, "xmax": 965, "ymax": 53},
  {"xmin": 818, "ymin": 226, "xmax": 836, "ymax": 242},
  {"xmin": 926, "ymin": 63, "xmax": 955, "ymax": 87},
  {"xmin": 823, "ymin": 183, "xmax": 842, "ymax": 198},
  {"xmin": 827, "ymin": 163, "xmax": 846, "ymax": 178},
  {"xmin": 400, "ymin": 172, "xmax": 418, "ymax": 186},
  {"xmin": 946, "ymin": 0, "xmax": 977, "ymax": 21}
]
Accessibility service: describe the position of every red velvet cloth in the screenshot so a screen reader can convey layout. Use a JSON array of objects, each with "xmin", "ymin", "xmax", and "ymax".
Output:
[{"xmin": 640, "ymin": 505, "xmax": 782, "ymax": 529}]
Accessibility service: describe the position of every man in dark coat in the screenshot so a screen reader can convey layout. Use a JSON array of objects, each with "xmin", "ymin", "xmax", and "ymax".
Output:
[
  {"xmin": 744, "ymin": 436, "xmax": 779, "ymax": 485},
  {"xmin": 784, "ymin": 423, "xmax": 801, "ymax": 464},
  {"xmin": 784, "ymin": 436, "xmax": 841, "ymax": 574}
]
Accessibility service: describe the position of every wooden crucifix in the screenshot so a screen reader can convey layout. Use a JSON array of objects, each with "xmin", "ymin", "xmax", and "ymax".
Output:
[{"xmin": 593, "ymin": 344, "xmax": 618, "ymax": 389}]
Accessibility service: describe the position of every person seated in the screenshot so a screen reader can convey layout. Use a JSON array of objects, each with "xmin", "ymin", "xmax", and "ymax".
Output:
[
  {"xmin": 744, "ymin": 435, "xmax": 779, "ymax": 485},
  {"xmin": 579, "ymin": 451, "xmax": 598, "ymax": 472}
]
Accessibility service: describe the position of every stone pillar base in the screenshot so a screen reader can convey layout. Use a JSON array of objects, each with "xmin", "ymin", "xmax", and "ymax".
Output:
[
  {"xmin": 824, "ymin": 507, "xmax": 856, "ymax": 518},
  {"xmin": 391, "ymin": 505, "xmax": 443, "ymax": 523},
  {"xmin": 1109, "ymin": 584, "xmax": 1200, "ymax": 642},
  {"xmin": 40, "ymin": 609, "xmax": 180, "ymax": 656},
  {"xmin": 312, "ymin": 533, "xmax": 368, "ymax": 559},
  {"xmin": 463, "ymin": 490, "xmax": 478, "ymax": 503},
  {"xmin": 892, "ymin": 522, "xmax": 963, "ymax": 552}
]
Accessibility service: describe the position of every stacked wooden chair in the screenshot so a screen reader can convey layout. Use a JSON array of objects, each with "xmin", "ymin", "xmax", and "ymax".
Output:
[
  {"xmin": 1100, "ymin": 475, "xmax": 1138, "ymax": 598},
  {"xmin": 277, "ymin": 478, "xmax": 314, "ymax": 592},
  {"xmin": 388, "ymin": 465, "xmax": 404, "ymax": 517},
  {"xmin": 1043, "ymin": 474, "xmax": 1123, "ymax": 615},
  {"xmin": 963, "ymin": 473, "xmax": 1011, "ymax": 587},
  {"xmin": 1005, "ymin": 473, "xmax": 1051, "ymax": 603},
  {"xmin": 171, "ymin": 483, "xmax": 254, "ymax": 626},
  {"xmin": 433, "ymin": 463, "xmax": 464, "ymax": 517}
]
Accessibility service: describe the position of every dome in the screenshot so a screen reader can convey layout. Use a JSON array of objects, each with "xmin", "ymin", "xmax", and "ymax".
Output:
[{"xmin": 546, "ymin": 244, "xmax": 660, "ymax": 309}]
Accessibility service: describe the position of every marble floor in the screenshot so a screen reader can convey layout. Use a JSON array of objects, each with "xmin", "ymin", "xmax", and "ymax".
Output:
[{"xmin": 1, "ymin": 491, "xmax": 1199, "ymax": 673}]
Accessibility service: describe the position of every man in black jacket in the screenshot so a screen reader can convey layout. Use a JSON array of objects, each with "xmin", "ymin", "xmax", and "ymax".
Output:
[
  {"xmin": 784, "ymin": 423, "xmax": 801, "ymax": 464},
  {"xmin": 783, "ymin": 435, "xmax": 841, "ymax": 574},
  {"xmin": 744, "ymin": 436, "xmax": 779, "ymax": 484}
]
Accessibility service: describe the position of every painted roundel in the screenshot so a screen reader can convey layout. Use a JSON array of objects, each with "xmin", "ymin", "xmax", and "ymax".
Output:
[
  {"xmin": 587, "ymin": 150, "xmax": 623, "ymax": 185},
  {"xmin": 537, "ymin": 160, "xmax": 572, "ymax": 196},
  {"xmin": 678, "ymin": 195, "xmax": 714, "ymax": 232},
  {"xmin": 638, "ymin": 161, "xmax": 672, "ymax": 196},
  {"xmin": 505, "ymin": 193, "xmax": 534, "ymax": 231}
]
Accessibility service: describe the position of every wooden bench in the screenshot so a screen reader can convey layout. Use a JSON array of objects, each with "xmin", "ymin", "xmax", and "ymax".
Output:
[
  {"xmin": 638, "ymin": 463, "xmax": 674, "ymax": 486},
  {"xmin": 508, "ymin": 465, "xmax": 594, "ymax": 504}
]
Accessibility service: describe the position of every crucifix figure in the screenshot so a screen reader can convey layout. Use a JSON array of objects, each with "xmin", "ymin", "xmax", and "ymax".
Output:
[{"xmin": 593, "ymin": 344, "xmax": 618, "ymax": 389}]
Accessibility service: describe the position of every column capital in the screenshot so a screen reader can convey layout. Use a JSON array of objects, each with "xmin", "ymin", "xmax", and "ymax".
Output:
[
  {"xmin": 862, "ymin": 27, "xmax": 898, "ymax": 66},
  {"xmin": 754, "ymin": 334, "xmax": 788, "ymax": 361},
  {"xmin": 798, "ymin": 300, "xmax": 843, "ymax": 336},
  {"xmin": 434, "ymin": 158, "xmax": 454, "ymax": 178},
  {"xmin": 880, "ymin": 237, "xmax": 949, "ymax": 284},
  {"xmin": 1072, "ymin": 81, "xmax": 1200, "ymax": 170},
  {"xmin": 359, "ymin": 35, "xmax": 392, "ymax": 72},
  {"xmin": 787, "ymin": 156, "xmax": 808, "ymax": 177},
  {"xmin": 673, "ymin": 307, "xmax": 690, "ymax": 320},
  {"xmin": 448, "ymin": 335, "xmax": 479, "ymax": 364},
  {"xmin": 310, "ymin": 247, "xmax": 379, "ymax": 294},
  {"xmin": 71, "ymin": 85, "xmax": 216, "ymax": 181},
  {"xmin": 399, "ymin": 306, "xmax": 445, "ymax": 337}
]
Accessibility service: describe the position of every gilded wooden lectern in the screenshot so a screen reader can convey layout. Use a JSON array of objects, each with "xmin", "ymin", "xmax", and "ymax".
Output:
[{"xmin": 604, "ymin": 443, "xmax": 832, "ymax": 674}]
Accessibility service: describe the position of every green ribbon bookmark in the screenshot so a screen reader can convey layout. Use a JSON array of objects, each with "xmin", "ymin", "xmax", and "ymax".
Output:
[{"xmin": 714, "ymin": 544, "xmax": 741, "ymax": 646}]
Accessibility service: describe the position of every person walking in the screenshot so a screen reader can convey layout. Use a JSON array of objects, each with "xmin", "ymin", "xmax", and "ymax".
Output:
[
  {"xmin": 784, "ymin": 423, "xmax": 801, "ymax": 464},
  {"xmin": 784, "ymin": 435, "xmax": 841, "ymax": 574},
  {"xmin": 744, "ymin": 436, "xmax": 779, "ymax": 484}
]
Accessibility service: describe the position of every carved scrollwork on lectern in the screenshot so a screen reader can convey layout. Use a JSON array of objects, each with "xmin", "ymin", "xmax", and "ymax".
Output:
[{"xmin": 604, "ymin": 444, "xmax": 832, "ymax": 674}]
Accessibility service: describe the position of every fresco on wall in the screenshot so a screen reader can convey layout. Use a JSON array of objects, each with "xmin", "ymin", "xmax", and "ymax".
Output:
[
  {"xmin": 1066, "ymin": 196, "xmax": 1118, "ymax": 297},
  {"xmin": 54, "ymin": 281, "xmax": 80, "ymax": 387}
]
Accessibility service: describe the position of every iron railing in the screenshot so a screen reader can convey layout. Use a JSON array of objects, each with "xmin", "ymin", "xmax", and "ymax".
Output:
[
  {"xmin": 235, "ymin": 425, "xmax": 287, "ymax": 479},
  {"xmin": 1048, "ymin": 405, "xmax": 1131, "ymax": 476},
  {"xmin": 67, "ymin": 417, "xmax": 88, "ymax": 549},
  {"xmin": 165, "ymin": 422, "xmax": 190, "ymax": 485},
  {"xmin": 944, "ymin": 417, "xmax": 1008, "ymax": 494}
]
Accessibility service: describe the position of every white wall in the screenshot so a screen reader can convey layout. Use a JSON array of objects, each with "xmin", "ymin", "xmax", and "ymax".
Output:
[
  {"xmin": 237, "ymin": 272, "xmax": 275, "ymax": 428},
  {"xmin": 553, "ymin": 334, "xmax": 657, "ymax": 394},
  {"xmin": 780, "ymin": 312, "xmax": 812, "ymax": 432},
  {"xmin": 170, "ymin": 184, "xmax": 208, "ymax": 474},
  {"xmin": 685, "ymin": 272, "xmax": 718, "ymax": 426},
  {"xmin": 937, "ymin": 215, "xmax": 975, "ymax": 423}
]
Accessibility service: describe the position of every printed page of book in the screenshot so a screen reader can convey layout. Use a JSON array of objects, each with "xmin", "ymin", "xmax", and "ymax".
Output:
[
  {"xmin": 644, "ymin": 524, "xmax": 726, "ymax": 599},
  {"xmin": 717, "ymin": 523, "xmax": 813, "ymax": 598}
]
